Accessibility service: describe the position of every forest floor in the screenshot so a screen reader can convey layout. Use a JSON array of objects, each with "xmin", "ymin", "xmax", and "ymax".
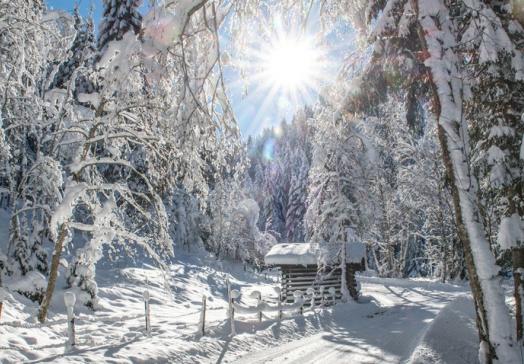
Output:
[{"xmin": 0, "ymin": 249, "xmax": 487, "ymax": 364}]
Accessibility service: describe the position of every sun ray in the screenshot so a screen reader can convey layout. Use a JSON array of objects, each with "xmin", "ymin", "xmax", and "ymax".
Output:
[{"xmin": 260, "ymin": 34, "xmax": 326, "ymax": 95}]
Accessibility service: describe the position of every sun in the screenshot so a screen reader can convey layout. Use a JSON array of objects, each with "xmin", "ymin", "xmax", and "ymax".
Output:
[
  {"xmin": 230, "ymin": 29, "xmax": 332, "ymax": 134},
  {"xmin": 262, "ymin": 35, "xmax": 324, "ymax": 93}
]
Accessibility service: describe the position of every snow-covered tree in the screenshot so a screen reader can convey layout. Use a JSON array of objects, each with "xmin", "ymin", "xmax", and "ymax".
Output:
[
  {"xmin": 305, "ymin": 105, "xmax": 370, "ymax": 301},
  {"xmin": 0, "ymin": 0, "xmax": 58, "ymax": 298},
  {"xmin": 98, "ymin": 0, "xmax": 142, "ymax": 52},
  {"xmin": 246, "ymin": 109, "xmax": 312, "ymax": 242},
  {"xmin": 357, "ymin": 97, "xmax": 460, "ymax": 280},
  {"xmin": 208, "ymin": 180, "xmax": 276, "ymax": 264},
  {"xmin": 49, "ymin": 4, "xmax": 96, "ymax": 92},
  {"xmin": 318, "ymin": 0, "xmax": 521, "ymax": 361},
  {"xmin": 285, "ymin": 147, "xmax": 309, "ymax": 242},
  {"xmin": 38, "ymin": 0, "xmax": 244, "ymax": 317},
  {"xmin": 463, "ymin": 2, "xmax": 524, "ymax": 341}
]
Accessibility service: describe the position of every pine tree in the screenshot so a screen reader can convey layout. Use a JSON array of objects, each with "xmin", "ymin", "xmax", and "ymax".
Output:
[
  {"xmin": 97, "ymin": 0, "xmax": 143, "ymax": 52},
  {"xmin": 0, "ymin": 0, "xmax": 51, "ymax": 289},
  {"xmin": 285, "ymin": 148, "xmax": 308, "ymax": 242},
  {"xmin": 49, "ymin": 4, "xmax": 95, "ymax": 91},
  {"xmin": 463, "ymin": 2, "xmax": 524, "ymax": 341}
]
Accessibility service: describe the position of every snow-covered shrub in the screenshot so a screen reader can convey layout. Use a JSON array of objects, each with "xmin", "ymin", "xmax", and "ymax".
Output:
[{"xmin": 9, "ymin": 271, "xmax": 47, "ymax": 303}]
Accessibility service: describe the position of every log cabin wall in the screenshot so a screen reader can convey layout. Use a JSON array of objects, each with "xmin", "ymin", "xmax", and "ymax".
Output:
[
  {"xmin": 280, "ymin": 265, "xmax": 343, "ymax": 305},
  {"xmin": 280, "ymin": 260, "xmax": 365, "ymax": 304}
]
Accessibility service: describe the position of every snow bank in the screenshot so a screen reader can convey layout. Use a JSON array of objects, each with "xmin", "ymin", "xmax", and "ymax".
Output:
[{"xmin": 407, "ymin": 296, "xmax": 478, "ymax": 364}]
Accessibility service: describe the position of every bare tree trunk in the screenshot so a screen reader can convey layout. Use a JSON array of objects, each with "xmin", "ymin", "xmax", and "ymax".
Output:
[
  {"xmin": 38, "ymin": 223, "xmax": 68, "ymax": 323},
  {"xmin": 441, "ymin": 243, "xmax": 448, "ymax": 284},
  {"xmin": 378, "ymin": 186, "xmax": 394, "ymax": 276}
]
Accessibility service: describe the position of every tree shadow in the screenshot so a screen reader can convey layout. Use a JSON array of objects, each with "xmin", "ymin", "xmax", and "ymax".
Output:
[
  {"xmin": 27, "ymin": 335, "xmax": 141, "ymax": 363},
  {"xmin": 215, "ymin": 335, "xmax": 232, "ymax": 364}
]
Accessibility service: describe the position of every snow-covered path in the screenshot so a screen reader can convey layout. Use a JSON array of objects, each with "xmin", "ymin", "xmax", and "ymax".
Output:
[
  {"xmin": 234, "ymin": 277, "xmax": 477, "ymax": 364},
  {"xmin": 1, "ymin": 252, "xmax": 479, "ymax": 364}
]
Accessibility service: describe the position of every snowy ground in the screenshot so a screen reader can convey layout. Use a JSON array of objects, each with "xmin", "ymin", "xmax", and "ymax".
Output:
[
  {"xmin": 236, "ymin": 277, "xmax": 477, "ymax": 364},
  {"xmin": 1, "ymin": 251, "xmax": 480, "ymax": 363}
]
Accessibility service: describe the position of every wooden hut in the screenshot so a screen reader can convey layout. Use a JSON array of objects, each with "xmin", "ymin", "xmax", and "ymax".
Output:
[{"xmin": 265, "ymin": 242, "xmax": 366, "ymax": 304}]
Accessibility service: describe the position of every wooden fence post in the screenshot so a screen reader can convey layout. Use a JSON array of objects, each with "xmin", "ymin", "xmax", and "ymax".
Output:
[
  {"xmin": 227, "ymin": 278, "xmax": 235, "ymax": 335},
  {"xmin": 64, "ymin": 292, "xmax": 76, "ymax": 350},
  {"xmin": 143, "ymin": 289, "xmax": 151, "ymax": 336},
  {"xmin": 199, "ymin": 295, "xmax": 206, "ymax": 336},
  {"xmin": 294, "ymin": 290, "xmax": 303, "ymax": 316},
  {"xmin": 249, "ymin": 290, "xmax": 263, "ymax": 322},
  {"xmin": 307, "ymin": 287, "xmax": 315, "ymax": 310},
  {"xmin": 319, "ymin": 286, "xmax": 325, "ymax": 307}
]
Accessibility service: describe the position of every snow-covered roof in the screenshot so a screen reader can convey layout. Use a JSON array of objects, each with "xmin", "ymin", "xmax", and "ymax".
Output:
[
  {"xmin": 265, "ymin": 242, "xmax": 366, "ymax": 266},
  {"xmin": 265, "ymin": 243, "xmax": 318, "ymax": 266}
]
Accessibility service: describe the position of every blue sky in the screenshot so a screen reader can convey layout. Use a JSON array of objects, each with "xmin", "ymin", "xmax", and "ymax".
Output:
[{"xmin": 46, "ymin": 0, "xmax": 353, "ymax": 138}]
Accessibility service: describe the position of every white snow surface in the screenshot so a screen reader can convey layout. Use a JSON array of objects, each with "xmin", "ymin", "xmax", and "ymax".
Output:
[
  {"xmin": 1, "ymin": 248, "xmax": 482, "ymax": 364},
  {"xmin": 265, "ymin": 242, "xmax": 366, "ymax": 266},
  {"xmin": 265, "ymin": 243, "xmax": 318, "ymax": 265},
  {"xmin": 234, "ymin": 277, "xmax": 477, "ymax": 364}
]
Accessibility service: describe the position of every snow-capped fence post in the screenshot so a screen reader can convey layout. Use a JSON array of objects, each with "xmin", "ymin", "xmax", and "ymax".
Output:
[
  {"xmin": 199, "ymin": 295, "xmax": 206, "ymax": 336},
  {"xmin": 249, "ymin": 291, "xmax": 262, "ymax": 322},
  {"xmin": 307, "ymin": 288, "xmax": 315, "ymax": 310},
  {"xmin": 227, "ymin": 278, "xmax": 236, "ymax": 335},
  {"xmin": 328, "ymin": 287, "xmax": 336, "ymax": 305},
  {"xmin": 319, "ymin": 286, "xmax": 325, "ymax": 307},
  {"xmin": 230, "ymin": 289, "xmax": 240, "ymax": 334},
  {"xmin": 294, "ymin": 290, "xmax": 303, "ymax": 316},
  {"xmin": 64, "ymin": 292, "xmax": 76, "ymax": 351},
  {"xmin": 143, "ymin": 289, "xmax": 151, "ymax": 336}
]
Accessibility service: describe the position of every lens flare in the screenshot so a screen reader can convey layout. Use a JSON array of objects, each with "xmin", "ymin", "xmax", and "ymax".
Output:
[{"xmin": 263, "ymin": 138, "xmax": 275, "ymax": 161}]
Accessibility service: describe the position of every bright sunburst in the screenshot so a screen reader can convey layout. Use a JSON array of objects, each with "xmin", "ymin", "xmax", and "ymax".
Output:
[
  {"xmin": 262, "ymin": 36, "xmax": 323, "ymax": 92},
  {"xmin": 230, "ymin": 24, "xmax": 334, "ymax": 135}
]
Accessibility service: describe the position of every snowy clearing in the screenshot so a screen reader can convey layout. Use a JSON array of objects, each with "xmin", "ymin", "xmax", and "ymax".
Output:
[{"xmin": 1, "ymin": 251, "xmax": 479, "ymax": 364}]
